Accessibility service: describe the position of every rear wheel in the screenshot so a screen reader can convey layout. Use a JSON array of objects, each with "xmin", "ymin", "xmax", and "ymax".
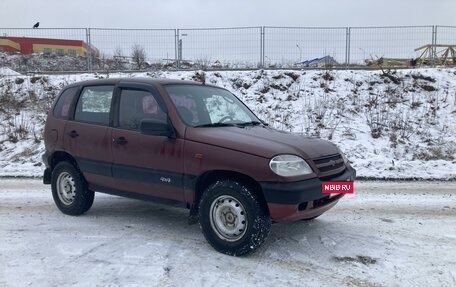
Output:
[
  {"xmin": 199, "ymin": 180, "xmax": 271, "ymax": 256},
  {"xmin": 51, "ymin": 162, "xmax": 94, "ymax": 215}
]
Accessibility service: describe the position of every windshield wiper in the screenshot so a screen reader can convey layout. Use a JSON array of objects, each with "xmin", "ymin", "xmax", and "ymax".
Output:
[
  {"xmin": 194, "ymin": 122, "xmax": 237, "ymax": 128},
  {"xmin": 194, "ymin": 121, "xmax": 263, "ymax": 128},
  {"xmin": 236, "ymin": 121, "xmax": 262, "ymax": 127}
]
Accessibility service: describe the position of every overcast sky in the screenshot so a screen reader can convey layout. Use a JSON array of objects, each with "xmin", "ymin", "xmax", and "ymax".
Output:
[{"xmin": 1, "ymin": 0, "xmax": 454, "ymax": 29}]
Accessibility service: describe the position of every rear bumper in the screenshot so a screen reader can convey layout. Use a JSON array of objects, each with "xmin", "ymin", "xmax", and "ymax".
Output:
[{"xmin": 260, "ymin": 166, "xmax": 356, "ymax": 222}]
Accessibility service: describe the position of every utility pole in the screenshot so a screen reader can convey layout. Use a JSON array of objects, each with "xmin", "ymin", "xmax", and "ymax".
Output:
[
  {"xmin": 178, "ymin": 33, "xmax": 188, "ymax": 62},
  {"xmin": 178, "ymin": 39, "xmax": 183, "ymax": 61},
  {"xmin": 296, "ymin": 44, "xmax": 302, "ymax": 63}
]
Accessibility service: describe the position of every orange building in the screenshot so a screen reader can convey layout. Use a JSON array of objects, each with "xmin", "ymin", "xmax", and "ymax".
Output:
[{"xmin": 0, "ymin": 36, "xmax": 99, "ymax": 57}]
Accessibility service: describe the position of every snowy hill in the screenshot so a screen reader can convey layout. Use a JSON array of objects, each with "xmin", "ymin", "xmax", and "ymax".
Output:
[{"xmin": 0, "ymin": 68, "xmax": 455, "ymax": 179}]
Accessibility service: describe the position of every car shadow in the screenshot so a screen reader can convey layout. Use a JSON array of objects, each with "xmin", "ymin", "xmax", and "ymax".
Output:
[
  {"xmin": 78, "ymin": 195, "xmax": 368, "ymax": 258},
  {"xmin": 86, "ymin": 195, "xmax": 190, "ymax": 225}
]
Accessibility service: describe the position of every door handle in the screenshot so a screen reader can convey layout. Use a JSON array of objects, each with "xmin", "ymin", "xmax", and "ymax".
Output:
[
  {"xmin": 67, "ymin": 130, "xmax": 79, "ymax": 138},
  {"xmin": 112, "ymin": 136, "xmax": 128, "ymax": 145}
]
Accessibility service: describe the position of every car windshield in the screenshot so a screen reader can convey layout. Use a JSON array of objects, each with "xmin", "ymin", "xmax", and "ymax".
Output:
[{"xmin": 164, "ymin": 84, "xmax": 261, "ymax": 127}]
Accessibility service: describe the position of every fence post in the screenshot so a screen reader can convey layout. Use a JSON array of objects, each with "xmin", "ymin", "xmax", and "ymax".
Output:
[
  {"xmin": 345, "ymin": 27, "xmax": 351, "ymax": 68},
  {"xmin": 261, "ymin": 27, "xmax": 265, "ymax": 68},
  {"xmin": 432, "ymin": 26, "xmax": 437, "ymax": 67},
  {"xmin": 85, "ymin": 28, "xmax": 92, "ymax": 72},
  {"xmin": 175, "ymin": 29, "xmax": 179, "ymax": 69}
]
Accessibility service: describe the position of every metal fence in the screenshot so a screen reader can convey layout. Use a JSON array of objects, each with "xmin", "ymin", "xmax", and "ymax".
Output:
[
  {"xmin": 177, "ymin": 27, "xmax": 262, "ymax": 69},
  {"xmin": 0, "ymin": 25, "xmax": 455, "ymax": 73},
  {"xmin": 90, "ymin": 28, "xmax": 176, "ymax": 63},
  {"xmin": 264, "ymin": 27, "xmax": 348, "ymax": 68},
  {"xmin": 349, "ymin": 26, "xmax": 434, "ymax": 65}
]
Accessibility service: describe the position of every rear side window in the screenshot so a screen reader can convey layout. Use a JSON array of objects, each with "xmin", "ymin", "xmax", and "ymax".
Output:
[
  {"xmin": 53, "ymin": 87, "xmax": 78, "ymax": 119},
  {"xmin": 74, "ymin": 85, "xmax": 114, "ymax": 126}
]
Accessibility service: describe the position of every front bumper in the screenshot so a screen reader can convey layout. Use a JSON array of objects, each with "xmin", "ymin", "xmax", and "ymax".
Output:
[{"xmin": 260, "ymin": 166, "xmax": 356, "ymax": 222}]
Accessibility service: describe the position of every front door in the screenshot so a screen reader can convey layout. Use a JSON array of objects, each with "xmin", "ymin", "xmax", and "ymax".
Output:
[{"xmin": 111, "ymin": 87, "xmax": 185, "ymax": 201}]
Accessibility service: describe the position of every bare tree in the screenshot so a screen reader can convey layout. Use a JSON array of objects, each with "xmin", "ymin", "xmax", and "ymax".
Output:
[
  {"xmin": 131, "ymin": 44, "xmax": 146, "ymax": 70},
  {"xmin": 113, "ymin": 47, "xmax": 126, "ymax": 70},
  {"xmin": 97, "ymin": 53, "xmax": 112, "ymax": 76}
]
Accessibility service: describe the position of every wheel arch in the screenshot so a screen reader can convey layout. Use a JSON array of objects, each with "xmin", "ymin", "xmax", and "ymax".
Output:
[
  {"xmin": 49, "ymin": 151, "xmax": 80, "ymax": 172},
  {"xmin": 191, "ymin": 170, "xmax": 269, "ymax": 217}
]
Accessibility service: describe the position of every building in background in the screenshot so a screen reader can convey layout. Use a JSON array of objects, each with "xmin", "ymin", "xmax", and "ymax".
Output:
[
  {"xmin": 0, "ymin": 36, "xmax": 99, "ymax": 57},
  {"xmin": 295, "ymin": 55, "xmax": 339, "ymax": 68}
]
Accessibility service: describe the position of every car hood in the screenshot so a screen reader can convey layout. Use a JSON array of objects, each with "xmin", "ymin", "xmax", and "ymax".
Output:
[{"xmin": 185, "ymin": 125, "xmax": 340, "ymax": 159}]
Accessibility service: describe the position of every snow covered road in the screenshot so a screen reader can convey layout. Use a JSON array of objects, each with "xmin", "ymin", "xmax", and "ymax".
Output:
[{"xmin": 1, "ymin": 179, "xmax": 455, "ymax": 287}]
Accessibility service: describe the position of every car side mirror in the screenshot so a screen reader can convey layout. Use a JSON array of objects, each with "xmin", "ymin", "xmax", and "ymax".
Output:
[{"xmin": 139, "ymin": 118, "xmax": 175, "ymax": 138}]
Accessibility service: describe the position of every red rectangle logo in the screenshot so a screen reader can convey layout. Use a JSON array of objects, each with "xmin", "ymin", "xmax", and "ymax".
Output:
[{"xmin": 321, "ymin": 181, "xmax": 354, "ymax": 194}]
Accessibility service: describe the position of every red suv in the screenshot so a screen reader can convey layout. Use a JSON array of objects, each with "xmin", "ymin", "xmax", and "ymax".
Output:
[{"xmin": 42, "ymin": 78, "xmax": 355, "ymax": 256}]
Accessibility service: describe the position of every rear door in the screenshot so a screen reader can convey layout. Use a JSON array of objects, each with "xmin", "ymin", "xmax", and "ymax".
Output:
[
  {"xmin": 110, "ymin": 84, "xmax": 185, "ymax": 201},
  {"xmin": 64, "ymin": 85, "xmax": 115, "ymax": 189}
]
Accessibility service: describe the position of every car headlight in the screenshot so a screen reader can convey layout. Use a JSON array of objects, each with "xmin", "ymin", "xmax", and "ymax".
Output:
[{"xmin": 269, "ymin": 154, "xmax": 313, "ymax": 177}]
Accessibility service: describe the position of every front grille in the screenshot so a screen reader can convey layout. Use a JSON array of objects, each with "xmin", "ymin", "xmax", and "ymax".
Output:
[{"xmin": 312, "ymin": 154, "xmax": 345, "ymax": 177}]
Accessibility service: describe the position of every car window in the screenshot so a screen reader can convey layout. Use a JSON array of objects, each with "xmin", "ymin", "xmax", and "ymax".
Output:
[
  {"xmin": 203, "ymin": 94, "xmax": 252, "ymax": 124},
  {"xmin": 74, "ymin": 85, "xmax": 114, "ymax": 125},
  {"xmin": 53, "ymin": 87, "xmax": 78, "ymax": 119},
  {"xmin": 165, "ymin": 85, "xmax": 257, "ymax": 127},
  {"xmin": 169, "ymin": 93, "xmax": 200, "ymax": 125},
  {"xmin": 118, "ymin": 89, "xmax": 165, "ymax": 130}
]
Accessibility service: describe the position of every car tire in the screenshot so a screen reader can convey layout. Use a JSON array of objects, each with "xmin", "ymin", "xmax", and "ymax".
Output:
[
  {"xmin": 51, "ymin": 161, "xmax": 94, "ymax": 215},
  {"xmin": 199, "ymin": 180, "xmax": 271, "ymax": 256}
]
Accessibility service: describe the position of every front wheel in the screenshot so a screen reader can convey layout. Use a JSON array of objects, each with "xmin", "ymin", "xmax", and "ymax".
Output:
[
  {"xmin": 51, "ymin": 162, "xmax": 94, "ymax": 215},
  {"xmin": 199, "ymin": 180, "xmax": 271, "ymax": 256}
]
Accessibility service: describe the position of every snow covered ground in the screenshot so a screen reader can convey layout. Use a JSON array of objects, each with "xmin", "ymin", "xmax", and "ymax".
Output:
[
  {"xmin": 1, "ymin": 68, "xmax": 454, "ymax": 287},
  {"xmin": 1, "ymin": 179, "xmax": 455, "ymax": 287},
  {"xmin": 0, "ymin": 68, "xmax": 21, "ymax": 77},
  {"xmin": 0, "ymin": 68, "xmax": 455, "ymax": 179}
]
